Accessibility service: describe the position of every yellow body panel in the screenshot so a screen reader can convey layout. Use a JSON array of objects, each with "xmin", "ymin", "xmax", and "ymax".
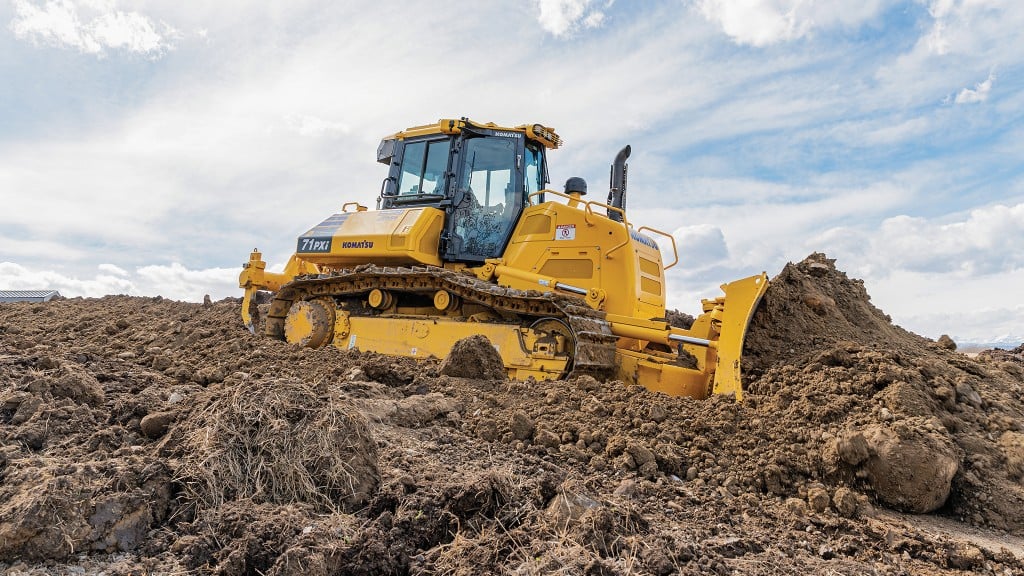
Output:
[
  {"xmin": 297, "ymin": 207, "xmax": 444, "ymax": 267},
  {"xmin": 499, "ymin": 198, "xmax": 666, "ymax": 320}
]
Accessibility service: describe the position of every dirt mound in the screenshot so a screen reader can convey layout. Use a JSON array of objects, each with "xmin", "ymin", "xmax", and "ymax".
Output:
[
  {"xmin": 2, "ymin": 266, "xmax": 1024, "ymax": 575},
  {"xmin": 174, "ymin": 377, "xmax": 379, "ymax": 513},
  {"xmin": 744, "ymin": 253, "xmax": 1024, "ymax": 523},
  {"xmin": 744, "ymin": 252, "xmax": 928, "ymax": 378},
  {"xmin": 439, "ymin": 334, "xmax": 506, "ymax": 380}
]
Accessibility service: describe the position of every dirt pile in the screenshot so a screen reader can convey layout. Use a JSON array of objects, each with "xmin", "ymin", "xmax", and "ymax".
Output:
[
  {"xmin": 1, "ymin": 256, "xmax": 1023, "ymax": 575},
  {"xmin": 744, "ymin": 253, "xmax": 1024, "ymax": 526}
]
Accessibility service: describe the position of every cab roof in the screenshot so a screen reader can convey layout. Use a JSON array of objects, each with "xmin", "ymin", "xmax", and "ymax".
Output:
[{"xmin": 386, "ymin": 118, "xmax": 562, "ymax": 149}]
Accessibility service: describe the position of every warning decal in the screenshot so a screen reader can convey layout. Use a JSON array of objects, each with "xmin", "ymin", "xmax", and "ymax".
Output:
[{"xmin": 555, "ymin": 224, "xmax": 576, "ymax": 241}]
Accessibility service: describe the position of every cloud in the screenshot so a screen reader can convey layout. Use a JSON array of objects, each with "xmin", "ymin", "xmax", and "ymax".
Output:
[
  {"xmin": 134, "ymin": 262, "xmax": 239, "ymax": 301},
  {"xmin": 97, "ymin": 263, "xmax": 128, "ymax": 276},
  {"xmin": 285, "ymin": 114, "xmax": 352, "ymax": 137},
  {"xmin": 696, "ymin": 0, "xmax": 894, "ymax": 46},
  {"xmin": 671, "ymin": 224, "xmax": 730, "ymax": 270},
  {"xmin": 815, "ymin": 203, "xmax": 1024, "ymax": 277},
  {"xmin": 535, "ymin": 0, "xmax": 607, "ymax": 37},
  {"xmin": 0, "ymin": 261, "xmax": 238, "ymax": 302},
  {"xmin": 9, "ymin": 0, "xmax": 177, "ymax": 57},
  {"xmin": 953, "ymin": 71, "xmax": 995, "ymax": 104},
  {"xmin": 0, "ymin": 261, "xmax": 136, "ymax": 297}
]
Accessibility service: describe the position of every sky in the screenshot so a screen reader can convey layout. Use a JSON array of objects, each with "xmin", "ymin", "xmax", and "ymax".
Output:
[{"xmin": 0, "ymin": 0, "xmax": 1022, "ymax": 344}]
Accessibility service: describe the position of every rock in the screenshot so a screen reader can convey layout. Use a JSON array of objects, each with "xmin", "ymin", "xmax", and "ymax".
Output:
[
  {"xmin": 685, "ymin": 466, "xmax": 698, "ymax": 481},
  {"xmin": 807, "ymin": 486, "xmax": 830, "ymax": 513},
  {"xmin": 784, "ymin": 498, "xmax": 808, "ymax": 517},
  {"xmin": 534, "ymin": 428, "xmax": 561, "ymax": 449},
  {"xmin": 438, "ymin": 335, "xmax": 506, "ymax": 380},
  {"xmin": 140, "ymin": 411, "xmax": 176, "ymax": 439},
  {"xmin": 648, "ymin": 404, "xmax": 668, "ymax": 423},
  {"xmin": 861, "ymin": 421, "xmax": 958, "ymax": 513},
  {"xmin": 510, "ymin": 411, "xmax": 535, "ymax": 441},
  {"xmin": 955, "ymin": 380, "xmax": 983, "ymax": 408},
  {"xmin": 937, "ymin": 334, "xmax": 957, "ymax": 351},
  {"xmin": 626, "ymin": 442, "xmax": 656, "ymax": 468},
  {"xmin": 833, "ymin": 487, "xmax": 858, "ymax": 518}
]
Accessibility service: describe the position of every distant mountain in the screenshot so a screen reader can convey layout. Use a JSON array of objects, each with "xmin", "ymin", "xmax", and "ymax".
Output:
[{"xmin": 954, "ymin": 334, "xmax": 1023, "ymax": 352}]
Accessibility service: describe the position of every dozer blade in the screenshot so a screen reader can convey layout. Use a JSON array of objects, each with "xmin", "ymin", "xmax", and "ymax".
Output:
[{"xmin": 710, "ymin": 272, "xmax": 769, "ymax": 400}]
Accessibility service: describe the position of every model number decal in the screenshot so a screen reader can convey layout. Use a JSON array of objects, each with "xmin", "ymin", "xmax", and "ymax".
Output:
[{"xmin": 298, "ymin": 237, "xmax": 332, "ymax": 252}]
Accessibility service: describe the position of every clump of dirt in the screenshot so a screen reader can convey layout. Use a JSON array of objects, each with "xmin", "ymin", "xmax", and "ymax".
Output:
[
  {"xmin": 2, "ymin": 263, "xmax": 1024, "ymax": 575},
  {"xmin": 439, "ymin": 334, "xmax": 506, "ymax": 380},
  {"xmin": 173, "ymin": 376, "xmax": 379, "ymax": 513}
]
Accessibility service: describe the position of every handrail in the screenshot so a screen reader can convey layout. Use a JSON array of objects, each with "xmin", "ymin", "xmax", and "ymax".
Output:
[
  {"xmin": 637, "ymin": 226, "xmax": 679, "ymax": 270},
  {"xmin": 528, "ymin": 189, "xmax": 567, "ymax": 204},
  {"xmin": 528, "ymin": 189, "xmax": 627, "ymax": 219},
  {"xmin": 342, "ymin": 202, "xmax": 368, "ymax": 213}
]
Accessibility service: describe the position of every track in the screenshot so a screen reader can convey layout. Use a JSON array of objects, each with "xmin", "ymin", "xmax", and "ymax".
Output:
[{"xmin": 263, "ymin": 264, "xmax": 618, "ymax": 379}]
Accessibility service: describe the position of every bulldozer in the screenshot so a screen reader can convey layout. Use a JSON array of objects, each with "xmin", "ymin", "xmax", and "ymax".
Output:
[{"xmin": 239, "ymin": 118, "xmax": 768, "ymax": 399}]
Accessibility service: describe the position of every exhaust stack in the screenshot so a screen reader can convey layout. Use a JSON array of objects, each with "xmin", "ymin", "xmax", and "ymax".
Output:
[{"xmin": 607, "ymin": 145, "xmax": 631, "ymax": 222}]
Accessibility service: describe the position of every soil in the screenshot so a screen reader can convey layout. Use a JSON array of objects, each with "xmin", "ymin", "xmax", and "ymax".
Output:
[{"xmin": 2, "ymin": 253, "xmax": 1024, "ymax": 575}]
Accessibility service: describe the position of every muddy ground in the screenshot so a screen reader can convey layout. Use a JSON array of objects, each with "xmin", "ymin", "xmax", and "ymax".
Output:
[{"xmin": 2, "ymin": 253, "xmax": 1024, "ymax": 575}]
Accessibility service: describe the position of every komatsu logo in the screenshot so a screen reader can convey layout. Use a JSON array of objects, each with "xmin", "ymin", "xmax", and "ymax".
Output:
[
  {"xmin": 493, "ymin": 131, "xmax": 521, "ymax": 138},
  {"xmin": 342, "ymin": 240, "xmax": 374, "ymax": 249}
]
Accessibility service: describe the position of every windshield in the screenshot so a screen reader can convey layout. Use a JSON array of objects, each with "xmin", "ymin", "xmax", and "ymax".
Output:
[
  {"xmin": 397, "ymin": 138, "xmax": 450, "ymax": 195},
  {"xmin": 459, "ymin": 137, "xmax": 517, "ymax": 208}
]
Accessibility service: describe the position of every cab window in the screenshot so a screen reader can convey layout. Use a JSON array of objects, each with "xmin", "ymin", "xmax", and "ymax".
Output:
[
  {"xmin": 525, "ymin": 143, "xmax": 543, "ymax": 198},
  {"xmin": 459, "ymin": 137, "xmax": 517, "ymax": 208},
  {"xmin": 397, "ymin": 139, "xmax": 450, "ymax": 195}
]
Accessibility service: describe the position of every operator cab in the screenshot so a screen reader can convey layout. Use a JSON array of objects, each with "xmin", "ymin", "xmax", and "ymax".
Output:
[{"xmin": 377, "ymin": 121, "xmax": 551, "ymax": 263}]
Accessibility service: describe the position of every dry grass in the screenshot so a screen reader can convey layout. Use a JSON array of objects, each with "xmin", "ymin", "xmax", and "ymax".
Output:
[{"xmin": 174, "ymin": 377, "xmax": 379, "ymax": 513}]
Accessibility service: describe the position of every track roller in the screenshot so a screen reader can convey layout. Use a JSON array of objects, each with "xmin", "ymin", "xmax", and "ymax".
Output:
[
  {"xmin": 368, "ymin": 289, "xmax": 394, "ymax": 309},
  {"xmin": 433, "ymin": 290, "xmax": 460, "ymax": 312}
]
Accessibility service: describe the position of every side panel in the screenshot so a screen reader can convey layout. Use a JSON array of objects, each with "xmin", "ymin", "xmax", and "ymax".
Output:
[
  {"xmin": 501, "ymin": 202, "xmax": 667, "ymax": 320},
  {"xmin": 296, "ymin": 208, "xmax": 444, "ymax": 267}
]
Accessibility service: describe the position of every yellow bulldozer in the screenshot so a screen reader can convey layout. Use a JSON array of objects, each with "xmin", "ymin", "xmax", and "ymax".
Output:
[{"xmin": 239, "ymin": 119, "xmax": 767, "ymax": 399}]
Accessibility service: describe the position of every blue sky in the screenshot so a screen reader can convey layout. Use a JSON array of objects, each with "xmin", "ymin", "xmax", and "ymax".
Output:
[{"xmin": 1, "ymin": 0, "xmax": 1022, "ymax": 344}]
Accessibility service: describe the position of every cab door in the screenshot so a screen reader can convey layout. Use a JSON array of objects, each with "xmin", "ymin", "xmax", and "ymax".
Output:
[{"xmin": 445, "ymin": 134, "xmax": 526, "ymax": 263}]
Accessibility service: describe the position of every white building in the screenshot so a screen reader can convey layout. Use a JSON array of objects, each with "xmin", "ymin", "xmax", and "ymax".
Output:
[{"xmin": 0, "ymin": 290, "xmax": 62, "ymax": 303}]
